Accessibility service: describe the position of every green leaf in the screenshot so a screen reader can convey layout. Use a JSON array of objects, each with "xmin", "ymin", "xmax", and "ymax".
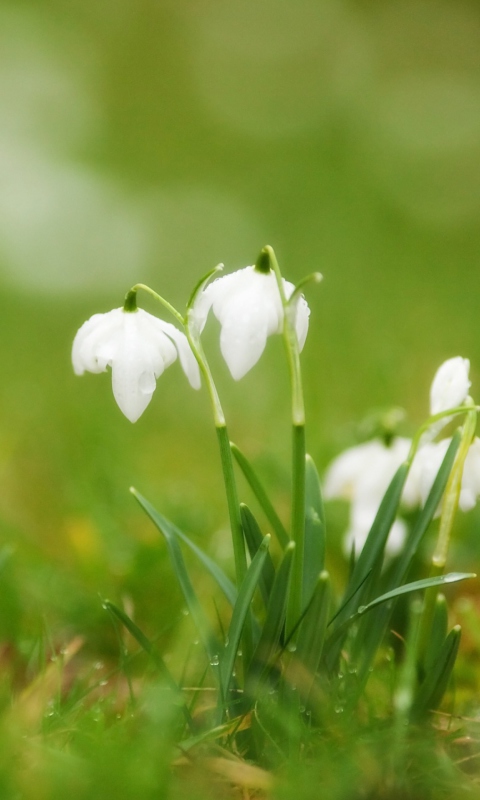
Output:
[
  {"xmin": 345, "ymin": 464, "xmax": 409, "ymax": 610},
  {"xmin": 352, "ymin": 434, "xmax": 462, "ymax": 684},
  {"xmin": 326, "ymin": 572, "xmax": 474, "ymax": 651},
  {"xmin": 131, "ymin": 490, "xmax": 237, "ymax": 607},
  {"xmin": 302, "ymin": 455, "xmax": 326, "ymax": 607},
  {"xmin": 330, "ymin": 464, "xmax": 409, "ymax": 655},
  {"xmin": 412, "ymin": 625, "xmax": 461, "ymax": 719},
  {"xmin": 240, "ymin": 504, "xmax": 276, "ymax": 608},
  {"xmin": 131, "ymin": 487, "xmax": 220, "ymax": 662},
  {"xmin": 103, "ymin": 600, "xmax": 195, "ymax": 732},
  {"xmin": 248, "ymin": 542, "xmax": 296, "ymax": 691},
  {"xmin": 357, "ymin": 572, "xmax": 475, "ymax": 615},
  {"xmin": 220, "ymin": 535, "xmax": 271, "ymax": 704},
  {"xmin": 296, "ymin": 570, "xmax": 331, "ymax": 678},
  {"xmin": 391, "ymin": 432, "xmax": 461, "ymax": 590},
  {"xmin": 231, "ymin": 443, "xmax": 289, "ymax": 549},
  {"xmin": 423, "ymin": 593, "xmax": 448, "ymax": 676}
]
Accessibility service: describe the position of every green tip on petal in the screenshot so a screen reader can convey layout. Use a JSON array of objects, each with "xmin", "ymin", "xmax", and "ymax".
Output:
[
  {"xmin": 254, "ymin": 246, "xmax": 274, "ymax": 274},
  {"xmin": 123, "ymin": 289, "xmax": 138, "ymax": 313}
]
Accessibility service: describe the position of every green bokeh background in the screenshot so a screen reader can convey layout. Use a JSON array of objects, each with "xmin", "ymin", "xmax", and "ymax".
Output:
[{"xmin": 1, "ymin": 0, "xmax": 480, "ymax": 654}]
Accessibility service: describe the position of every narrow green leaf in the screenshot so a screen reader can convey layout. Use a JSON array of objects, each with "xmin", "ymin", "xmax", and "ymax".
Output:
[
  {"xmin": 357, "ymin": 572, "xmax": 475, "ymax": 615},
  {"xmin": 424, "ymin": 593, "xmax": 448, "ymax": 676},
  {"xmin": 334, "ymin": 464, "xmax": 409, "ymax": 632},
  {"xmin": 302, "ymin": 455, "xmax": 326, "ymax": 607},
  {"xmin": 325, "ymin": 573, "xmax": 473, "ymax": 651},
  {"xmin": 412, "ymin": 625, "xmax": 461, "ymax": 719},
  {"xmin": 393, "ymin": 600, "xmax": 423, "ymax": 730},
  {"xmin": 391, "ymin": 432, "xmax": 461, "ymax": 590},
  {"xmin": 240, "ymin": 504, "xmax": 275, "ymax": 608},
  {"xmin": 353, "ymin": 434, "xmax": 462, "ymax": 684},
  {"xmin": 231, "ymin": 443, "xmax": 289, "ymax": 549},
  {"xmin": 296, "ymin": 570, "xmax": 331, "ymax": 677},
  {"xmin": 248, "ymin": 543, "xmax": 295, "ymax": 691},
  {"xmin": 131, "ymin": 491, "xmax": 237, "ymax": 607},
  {"xmin": 131, "ymin": 487, "xmax": 220, "ymax": 661},
  {"xmin": 104, "ymin": 600, "xmax": 195, "ymax": 732},
  {"xmin": 220, "ymin": 535, "xmax": 271, "ymax": 702}
]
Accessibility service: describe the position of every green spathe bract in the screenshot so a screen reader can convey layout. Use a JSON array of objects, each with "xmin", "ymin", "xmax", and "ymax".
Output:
[{"xmin": 71, "ymin": 246, "xmax": 480, "ymax": 787}]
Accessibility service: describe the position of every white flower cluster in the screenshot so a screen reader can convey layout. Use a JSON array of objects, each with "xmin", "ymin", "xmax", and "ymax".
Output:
[
  {"xmin": 72, "ymin": 264, "xmax": 310, "ymax": 421},
  {"xmin": 324, "ymin": 357, "xmax": 477, "ymax": 556}
]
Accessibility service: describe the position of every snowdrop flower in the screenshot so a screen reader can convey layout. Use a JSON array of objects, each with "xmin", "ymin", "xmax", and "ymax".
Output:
[
  {"xmin": 192, "ymin": 265, "xmax": 310, "ymax": 380},
  {"xmin": 408, "ymin": 437, "xmax": 480, "ymax": 514},
  {"xmin": 430, "ymin": 357, "xmax": 471, "ymax": 416},
  {"xmin": 72, "ymin": 308, "xmax": 201, "ymax": 422},
  {"xmin": 323, "ymin": 437, "xmax": 412, "ymax": 556}
]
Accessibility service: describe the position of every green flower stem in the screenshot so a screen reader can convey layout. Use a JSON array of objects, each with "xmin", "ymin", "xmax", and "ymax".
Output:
[
  {"xmin": 263, "ymin": 246, "xmax": 306, "ymax": 636},
  {"xmin": 128, "ymin": 283, "xmax": 246, "ymax": 590},
  {"xmin": 418, "ymin": 404, "xmax": 477, "ymax": 663},
  {"xmin": 125, "ymin": 283, "xmax": 185, "ymax": 326},
  {"xmin": 215, "ymin": 424, "xmax": 248, "ymax": 591},
  {"xmin": 287, "ymin": 423, "xmax": 306, "ymax": 636}
]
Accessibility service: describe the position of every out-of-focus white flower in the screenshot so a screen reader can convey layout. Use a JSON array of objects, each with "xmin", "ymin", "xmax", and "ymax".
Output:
[
  {"xmin": 407, "ymin": 436, "xmax": 480, "ymax": 514},
  {"xmin": 430, "ymin": 357, "xmax": 471, "ymax": 415},
  {"xmin": 192, "ymin": 265, "xmax": 310, "ymax": 380},
  {"xmin": 323, "ymin": 437, "xmax": 412, "ymax": 556},
  {"xmin": 72, "ymin": 308, "xmax": 201, "ymax": 422}
]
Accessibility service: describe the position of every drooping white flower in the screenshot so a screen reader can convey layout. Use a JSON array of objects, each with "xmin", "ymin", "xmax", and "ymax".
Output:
[
  {"xmin": 430, "ymin": 356, "xmax": 471, "ymax": 416},
  {"xmin": 192, "ymin": 265, "xmax": 310, "ymax": 380},
  {"xmin": 72, "ymin": 308, "xmax": 201, "ymax": 422},
  {"xmin": 323, "ymin": 437, "xmax": 412, "ymax": 556}
]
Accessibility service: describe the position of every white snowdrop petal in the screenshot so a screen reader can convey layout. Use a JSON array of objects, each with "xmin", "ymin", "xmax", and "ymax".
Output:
[
  {"xmin": 220, "ymin": 306, "xmax": 269, "ymax": 380},
  {"xmin": 430, "ymin": 356, "xmax": 471, "ymax": 415},
  {"xmin": 72, "ymin": 309, "xmax": 123, "ymax": 374},
  {"xmin": 294, "ymin": 295, "xmax": 310, "ymax": 351},
  {"xmin": 111, "ymin": 360, "xmax": 154, "ymax": 423},
  {"xmin": 193, "ymin": 264, "xmax": 310, "ymax": 378},
  {"xmin": 72, "ymin": 306, "xmax": 200, "ymax": 422},
  {"xmin": 158, "ymin": 319, "xmax": 202, "ymax": 390},
  {"xmin": 323, "ymin": 440, "xmax": 390, "ymax": 500}
]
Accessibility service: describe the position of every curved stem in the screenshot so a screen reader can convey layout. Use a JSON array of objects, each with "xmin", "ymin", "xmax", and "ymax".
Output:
[{"xmin": 127, "ymin": 283, "xmax": 185, "ymax": 327}]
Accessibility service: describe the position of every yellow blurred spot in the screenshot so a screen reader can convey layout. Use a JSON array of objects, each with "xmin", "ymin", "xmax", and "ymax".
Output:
[{"xmin": 65, "ymin": 516, "xmax": 102, "ymax": 561}]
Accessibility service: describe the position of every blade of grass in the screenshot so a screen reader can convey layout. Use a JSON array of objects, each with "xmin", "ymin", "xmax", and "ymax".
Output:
[
  {"xmin": 296, "ymin": 570, "xmax": 331, "ymax": 677},
  {"xmin": 357, "ymin": 572, "xmax": 475, "ymax": 614},
  {"xmin": 423, "ymin": 593, "xmax": 448, "ymax": 676},
  {"xmin": 131, "ymin": 487, "xmax": 237, "ymax": 606},
  {"xmin": 352, "ymin": 434, "xmax": 462, "ymax": 684},
  {"xmin": 325, "ymin": 572, "xmax": 473, "ymax": 652},
  {"xmin": 302, "ymin": 455, "xmax": 326, "ymax": 608},
  {"xmin": 231, "ymin": 443, "xmax": 289, "ymax": 549},
  {"xmin": 103, "ymin": 600, "xmax": 195, "ymax": 732},
  {"xmin": 412, "ymin": 625, "xmax": 461, "ymax": 720},
  {"xmin": 240, "ymin": 504, "xmax": 275, "ymax": 608},
  {"xmin": 247, "ymin": 542, "xmax": 296, "ymax": 692},
  {"xmin": 131, "ymin": 487, "xmax": 220, "ymax": 662},
  {"xmin": 340, "ymin": 463, "xmax": 409, "ymax": 620},
  {"xmin": 391, "ymin": 432, "xmax": 461, "ymax": 589},
  {"xmin": 220, "ymin": 535, "xmax": 271, "ymax": 705}
]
